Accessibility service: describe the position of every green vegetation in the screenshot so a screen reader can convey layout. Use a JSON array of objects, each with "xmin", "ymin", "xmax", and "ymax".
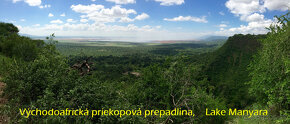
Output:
[
  {"xmin": 247, "ymin": 13, "xmax": 289, "ymax": 122},
  {"xmin": 56, "ymin": 41, "xmax": 220, "ymax": 57},
  {"xmin": 0, "ymin": 22, "xmax": 45, "ymax": 61},
  {"xmin": 0, "ymin": 13, "xmax": 288, "ymax": 124},
  {"xmin": 204, "ymin": 34, "xmax": 265, "ymax": 108},
  {"xmin": 0, "ymin": 54, "xmax": 11, "ymax": 75}
]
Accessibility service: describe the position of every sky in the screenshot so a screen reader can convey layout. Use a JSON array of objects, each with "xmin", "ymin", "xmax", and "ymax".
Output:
[{"xmin": 0, "ymin": 0, "xmax": 289, "ymax": 41}]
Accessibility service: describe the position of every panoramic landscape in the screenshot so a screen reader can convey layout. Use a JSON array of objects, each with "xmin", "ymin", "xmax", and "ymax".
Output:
[{"xmin": 0, "ymin": 0, "xmax": 289, "ymax": 123}]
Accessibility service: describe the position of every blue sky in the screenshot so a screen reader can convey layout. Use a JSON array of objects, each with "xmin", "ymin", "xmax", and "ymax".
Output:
[{"xmin": 0, "ymin": 0, "xmax": 289, "ymax": 41}]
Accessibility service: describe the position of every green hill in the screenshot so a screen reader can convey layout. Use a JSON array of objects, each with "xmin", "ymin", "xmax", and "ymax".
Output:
[{"xmin": 205, "ymin": 34, "xmax": 265, "ymax": 108}]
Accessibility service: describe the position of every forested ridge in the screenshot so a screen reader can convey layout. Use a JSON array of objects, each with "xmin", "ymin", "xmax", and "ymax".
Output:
[
  {"xmin": 0, "ymin": 13, "xmax": 288, "ymax": 123},
  {"xmin": 204, "ymin": 34, "xmax": 265, "ymax": 108}
]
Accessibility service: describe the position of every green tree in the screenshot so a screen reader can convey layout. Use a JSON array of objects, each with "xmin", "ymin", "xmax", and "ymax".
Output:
[
  {"xmin": 0, "ymin": 22, "xmax": 19, "ymax": 36},
  {"xmin": 0, "ymin": 22, "xmax": 44, "ymax": 61},
  {"xmin": 247, "ymin": 12, "xmax": 289, "ymax": 117}
]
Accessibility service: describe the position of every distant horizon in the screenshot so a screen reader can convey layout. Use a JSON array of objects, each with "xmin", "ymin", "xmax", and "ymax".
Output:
[{"xmin": 19, "ymin": 33, "xmax": 229, "ymax": 42}]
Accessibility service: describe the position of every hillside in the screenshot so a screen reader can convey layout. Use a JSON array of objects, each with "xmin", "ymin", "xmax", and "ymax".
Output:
[{"xmin": 204, "ymin": 34, "xmax": 265, "ymax": 108}]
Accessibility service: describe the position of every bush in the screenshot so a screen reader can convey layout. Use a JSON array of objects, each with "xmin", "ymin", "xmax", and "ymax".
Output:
[{"xmin": 247, "ymin": 13, "xmax": 289, "ymax": 117}]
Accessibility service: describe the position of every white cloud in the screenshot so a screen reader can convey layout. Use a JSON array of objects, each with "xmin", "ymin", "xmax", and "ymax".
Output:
[
  {"xmin": 71, "ymin": 4, "xmax": 141, "ymax": 23},
  {"xmin": 215, "ymin": 19, "xmax": 273, "ymax": 36},
  {"xmin": 222, "ymin": 0, "xmax": 289, "ymax": 36},
  {"xmin": 218, "ymin": 24, "xmax": 227, "ymax": 28},
  {"xmin": 242, "ymin": 13, "xmax": 265, "ymax": 22},
  {"xmin": 219, "ymin": 11, "xmax": 225, "ymax": 16},
  {"xmin": 50, "ymin": 19, "xmax": 63, "ymax": 24},
  {"xmin": 155, "ymin": 0, "xmax": 184, "ymax": 6},
  {"xmin": 225, "ymin": 0, "xmax": 288, "ymax": 20},
  {"xmin": 119, "ymin": 13, "xmax": 149, "ymax": 22},
  {"xmin": 26, "ymin": 0, "xmax": 41, "ymax": 6},
  {"xmin": 164, "ymin": 16, "xmax": 208, "ymax": 23},
  {"xmin": 80, "ymin": 19, "xmax": 89, "ymax": 23},
  {"xmin": 71, "ymin": 4, "xmax": 104, "ymax": 14},
  {"xmin": 20, "ymin": 19, "xmax": 26, "ymax": 22},
  {"xmin": 33, "ymin": 24, "xmax": 40, "ymax": 27},
  {"xmin": 100, "ymin": 5, "xmax": 136, "ymax": 17},
  {"xmin": 12, "ymin": 0, "xmax": 50, "ymax": 9},
  {"xmin": 67, "ymin": 19, "xmax": 77, "ymax": 23},
  {"xmin": 135, "ymin": 13, "xmax": 149, "ymax": 20},
  {"xmin": 225, "ymin": 0, "xmax": 265, "ymax": 16},
  {"xmin": 263, "ymin": 0, "xmax": 290, "ymax": 11},
  {"xmin": 48, "ymin": 13, "xmax": 54, "ymax": 17},
  {"xmin": 13, "ymin": 0, "xmax": 42, "ymax": 6},
  {"xmin": 60, "ymin": 13, "xmax": 66, "ymax": 17},
  {"xmin": 216, "ymin": 13, "xmax": 275, "ymax": 36},
  {"xmin": 119, "ymin": 17, "xmax": 134, "ymax": 22},
  {"xmin": 39, "ymin": 4, "xmax": 51, "ymax": 9},
  {"xmin": 106, "ymin": 0, "xmax": 136, "ymax": 4}
]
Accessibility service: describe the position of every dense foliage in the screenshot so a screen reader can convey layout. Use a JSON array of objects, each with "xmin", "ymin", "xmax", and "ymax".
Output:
[
  {"xmin": 247, "ymin": 13, "xmax": 289, "ymax": 119},
  {"xmin": 0, "ymin": 22, "xmax": 44, "ymax": 61},
  {"xmin": 204, "ymin": 34, "xmax": 265, "ymax": 108}
]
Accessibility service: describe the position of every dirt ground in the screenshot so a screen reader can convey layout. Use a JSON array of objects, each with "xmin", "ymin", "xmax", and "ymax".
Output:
[{"xmin": 0, "ymin": 76, "xmax": 9, "ymax": 124}]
